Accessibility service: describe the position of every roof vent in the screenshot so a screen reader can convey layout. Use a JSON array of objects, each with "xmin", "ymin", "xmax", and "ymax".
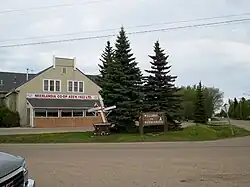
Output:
[
  {"xmin": 0, "ymin": 80, "xmax": 3, "ymax": 85},
  {"xmin": 13, "ymin": 76, "xmax": 17, "ymax": 84}
]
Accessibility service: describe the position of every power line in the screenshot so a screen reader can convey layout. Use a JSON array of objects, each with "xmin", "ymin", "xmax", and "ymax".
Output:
[
  {"xmin": 0, "ymin": 0, "xmax": 114, "ymax": 14},
  {"xmin": 0, "ymin": 18, "xmax": 250, "ymax": 48},
  {"xmin": 1, "ymin": 12, "xmax": 250, "ymax": 43}
]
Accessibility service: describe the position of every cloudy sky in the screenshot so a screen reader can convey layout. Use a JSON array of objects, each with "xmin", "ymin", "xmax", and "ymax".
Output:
[{"xmin": 1, "ymin": 0, "xmax": 250, "ymax": 101}]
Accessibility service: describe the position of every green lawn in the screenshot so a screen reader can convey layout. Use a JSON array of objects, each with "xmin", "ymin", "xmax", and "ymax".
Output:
[{"xmin": 0, "ymin": 125, "xmax": 249, "ymax": 144}]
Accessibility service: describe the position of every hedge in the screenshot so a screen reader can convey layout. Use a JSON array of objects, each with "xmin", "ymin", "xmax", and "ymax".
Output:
[{"xmin": 0, "ymin": 105, "xmax": 20, "ymax": 127}]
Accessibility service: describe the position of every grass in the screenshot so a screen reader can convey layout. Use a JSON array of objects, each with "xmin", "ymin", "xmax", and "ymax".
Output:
[{"xmin": 0, "ymin": 124, "xmax": 249, "ymax": 144}]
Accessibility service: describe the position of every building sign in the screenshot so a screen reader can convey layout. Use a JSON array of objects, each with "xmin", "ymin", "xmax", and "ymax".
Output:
[
  {"xmin": 26, "ymin": 93, "xmax": 99, "ymax": 100},
  {"xmin": 140, "ymin": 112, "xmax": 166, "ymax": 126}
]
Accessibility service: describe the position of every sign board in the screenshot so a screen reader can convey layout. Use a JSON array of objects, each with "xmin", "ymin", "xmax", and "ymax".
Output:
[
  {"xmin": 139, "ymin": 112, "xmax": 167, "ymax": 135},
  {"xmin": 141, "ymin": 112, "xmax": 166, "ymax": 126},
  {"xmin": 26, "ymin": 93, "xmax": 98, "ymax": 100}
]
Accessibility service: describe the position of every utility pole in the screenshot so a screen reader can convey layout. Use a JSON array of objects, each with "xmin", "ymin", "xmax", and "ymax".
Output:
[
  {"xmin": 223, "ymin": 103, "xmax": 234, "ymax": 136},
  {"xmin": 26, "ymin": 68, "xmax": 29, "ymax": 81}
]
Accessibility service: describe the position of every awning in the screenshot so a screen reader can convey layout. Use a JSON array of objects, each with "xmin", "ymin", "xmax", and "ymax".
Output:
[{"xmin": 27, "ymin": 98, "xmax": 100, "ymax": 109}]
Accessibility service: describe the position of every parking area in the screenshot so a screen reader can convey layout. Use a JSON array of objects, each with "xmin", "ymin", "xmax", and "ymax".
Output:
[{"xmin": 1, "ymin": 136, "xmax": 250, "ymax": 187}]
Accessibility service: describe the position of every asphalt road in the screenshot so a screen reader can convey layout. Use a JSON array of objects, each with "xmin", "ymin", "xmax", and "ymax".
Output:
[{"xmin": 1, "ymin": 137, "xmax": 250, "ymax": 187}]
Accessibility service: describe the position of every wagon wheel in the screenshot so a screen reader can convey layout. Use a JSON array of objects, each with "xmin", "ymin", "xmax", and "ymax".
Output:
[{"xmin": 101, "ymin": 131, "xmax": 106, "ymax": 136}]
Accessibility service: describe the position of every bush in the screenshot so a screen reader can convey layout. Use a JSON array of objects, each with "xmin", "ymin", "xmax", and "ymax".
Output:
[{"xmin": 0, "ymin": 106, "xmax": 20, "ymax": 128}]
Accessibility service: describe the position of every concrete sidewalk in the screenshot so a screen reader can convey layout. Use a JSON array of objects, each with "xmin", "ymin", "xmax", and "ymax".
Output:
[{"xmin": 0, "ymin": 127, "xmax": 93, "ymax": 135}]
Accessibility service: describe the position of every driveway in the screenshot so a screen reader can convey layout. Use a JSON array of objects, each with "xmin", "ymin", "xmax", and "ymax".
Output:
[
  {"xmin": 1, "ymin": 137, "xmax": 250, "ymax": 187},
  {"xmin": 230, "ymin": 120, "xmax": 250, "ymax": 131}
]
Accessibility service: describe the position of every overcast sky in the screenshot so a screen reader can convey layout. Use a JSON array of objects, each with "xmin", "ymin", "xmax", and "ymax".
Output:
[{"xmin": 0, "ymin": 0, "xmax": 250, "ymax": 101}]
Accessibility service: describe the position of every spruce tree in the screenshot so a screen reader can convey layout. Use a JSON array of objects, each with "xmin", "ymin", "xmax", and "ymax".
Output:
[
  {"xmin": 194, "ymin": 81, "xmax": 207, "ymax": 124},
  {"xmin": 98, "ymin": 41, "xmax": 114, "ymax": 81},
  {"xmin": 106, "ymin": 27, "xmax": 142, "ymax": 132},
  {"xmin": 143, "ymin": 41, "xmax": 181, "ymax": 130},
  {"xmin": 98, "ymin": 41, "xmax": 115, "ymax": 107}
]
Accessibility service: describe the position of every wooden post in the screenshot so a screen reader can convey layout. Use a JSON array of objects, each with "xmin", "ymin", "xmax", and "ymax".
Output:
[
  {"xmin": 163, "ymin": 113, "xmax": 168, "ymax": 133},
  {"xmin": 139, "ymin": 113, "xmax": 144, "ymax": 136}
]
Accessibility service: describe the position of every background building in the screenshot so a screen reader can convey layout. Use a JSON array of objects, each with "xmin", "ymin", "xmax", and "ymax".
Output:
[{"xmin": 0, "ymin": 56, "xmax": 103, "ymax": 128}]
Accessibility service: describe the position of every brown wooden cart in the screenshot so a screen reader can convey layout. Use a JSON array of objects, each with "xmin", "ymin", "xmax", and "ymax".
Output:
[
  {"xmin": 93, "ymin": 123, "xmax": 112, "ymax": 136},
  {"xmin": 88, "ymin": 103, "xmax": 116, "ymax": 136}
]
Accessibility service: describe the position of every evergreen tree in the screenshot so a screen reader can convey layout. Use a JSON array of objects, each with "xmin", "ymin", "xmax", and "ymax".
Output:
[
  {"xmin": 98, "ymin": 41, "xmax": 114, "ymax": 81},
  {"xmin": 98, "ymin": 41, "xmax": 116, "ymax": 107},
  {"xmin": 106, "ymin": 27, "xmax": 143, "ymax": 132},
  {"xmin": 194, "ymin": 81, "xmax": 207, "ymax": 124},
  {"xmin": 143, "ymin": 41, "xmax": 181, "ymax": 130}
]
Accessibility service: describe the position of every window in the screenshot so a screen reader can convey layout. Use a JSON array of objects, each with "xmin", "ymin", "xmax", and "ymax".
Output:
[
  {"xmin": 43, "ymin": 79, "xmax": 61, "ymax": 92},
  {"xmin": 43, "ymin": 80, "xmax": 49, "ymax": 91},
  {"xmin": 62, "ymin": 67, "xmax": 67, "ymax": 74},
  {"xmin": 68, "ymin": 80, "xmax": 84, "ymax": 93},
  {"xmin": 85, "ymin": 110, "xmax": 97, "ymax": 117},
  {"xmin": 61, "ymin": 110, "xmax": 72, "ymax": 117},
  {"xmin": 74, "ymin": 81, "xmax": 78, "ymax": 92},
  {"xmin": 79, "ymin": 82, "xmax": 84, "ymax": 92},
  {"xmin": 50, "ymin": 80, "xmax": 54, "ymax": 91},
  {"xmin": 47, "ymin": 109, "xmax": 59, "ymax": 117},
  {"xmin": 35, "ymin": 109, "xmax": 46, "ymax": 117},
  {"xmin": 73, "ymin": 110, "xmax": 84, "ymax": 117},
  {"xmin": 55, "ymin": 80, "xmax": 60, "ymax": 92},
  {"xmin": 68, "ymin": 81, "xmax": 73, "ymax": 92}
]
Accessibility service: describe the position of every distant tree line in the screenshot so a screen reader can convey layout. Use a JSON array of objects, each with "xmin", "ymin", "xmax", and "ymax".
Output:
[{"xmin": 225, "ymin": 98, "xmax": 250, "ymax": 120}]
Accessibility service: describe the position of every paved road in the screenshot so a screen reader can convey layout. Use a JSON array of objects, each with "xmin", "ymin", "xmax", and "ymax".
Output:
[
  {"xmin": 0, "ymin": 127, "xmax": 93, "ymax": 135},
  {"xmin": 1, "ymin": 137, "xmax": 250, "ymax": 187}
]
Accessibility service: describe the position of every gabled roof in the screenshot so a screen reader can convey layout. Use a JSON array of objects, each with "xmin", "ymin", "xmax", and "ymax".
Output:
[
  {"xmin": 0, "ymin": 68, "xmax": 100, "ymax": 93},
  {"xmin": 0, "ymin": 71, "xmax": 36, "ymax": 93}
]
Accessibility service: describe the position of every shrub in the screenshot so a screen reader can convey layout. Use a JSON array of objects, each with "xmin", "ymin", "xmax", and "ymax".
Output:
[{"xmin": 0, "ymin": 105, "xmax": 20, "ymax": 128}]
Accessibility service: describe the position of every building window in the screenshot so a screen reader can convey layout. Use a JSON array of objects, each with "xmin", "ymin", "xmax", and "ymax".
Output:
[
  {"xmin": 62, "ymin": 67, "xmax": 67, "ymax": 74},
  {"xmin": 35, "ymin": 109, "xmax": 46, "ymax": 117},
  {"xmin": 68, "ymin": 80, "xmax": 84, "ymax": 93},
  {"xmin": 50, "ymin": 80, "xmax": 54, "ymax": 91},
  {"xmin": 85, "ymin": 110, "xmax": 97, "ymax": 117},
  {"xmin": 47, "ymin": 109, "xmax": 59, "ymax": 117},
  {"xmin": 68, "ymin": 81, "xmax": 73, "ymax": 92},
  {"xmin": 74, "ymin": 81, "xmax": 78, "ymax": 92},
  {"xmin": 73, "ymin": 110, "xmax": 84, "ymax": 117},
  {"xmin": 43, "ymin": 79, "xmax": 61, "ymax": 92},
  {"xmin": 43, "ymin": 80, "xmax": 49, "ymax": 91},
  {"xmin": 79, "ymin": 82, "xmax": 84, "ymax": 92},
  {"xmin": 61, "ymin": 110, "xmax": 72, "ymax": 117},
  {"xmin": 55, "ymin": 80, "xmax": 60, "ymax": 92}
]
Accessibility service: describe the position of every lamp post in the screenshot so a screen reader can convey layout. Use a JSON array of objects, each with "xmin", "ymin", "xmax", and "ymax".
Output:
[{"xmin": 223, "ymin": 103, "xmax": 234, "ymax": 136}]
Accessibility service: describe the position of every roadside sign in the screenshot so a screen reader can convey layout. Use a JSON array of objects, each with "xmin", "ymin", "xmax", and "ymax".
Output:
[{"xmin": 139, "ymin": 112, "xmax": 167, "ymax": 135}]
